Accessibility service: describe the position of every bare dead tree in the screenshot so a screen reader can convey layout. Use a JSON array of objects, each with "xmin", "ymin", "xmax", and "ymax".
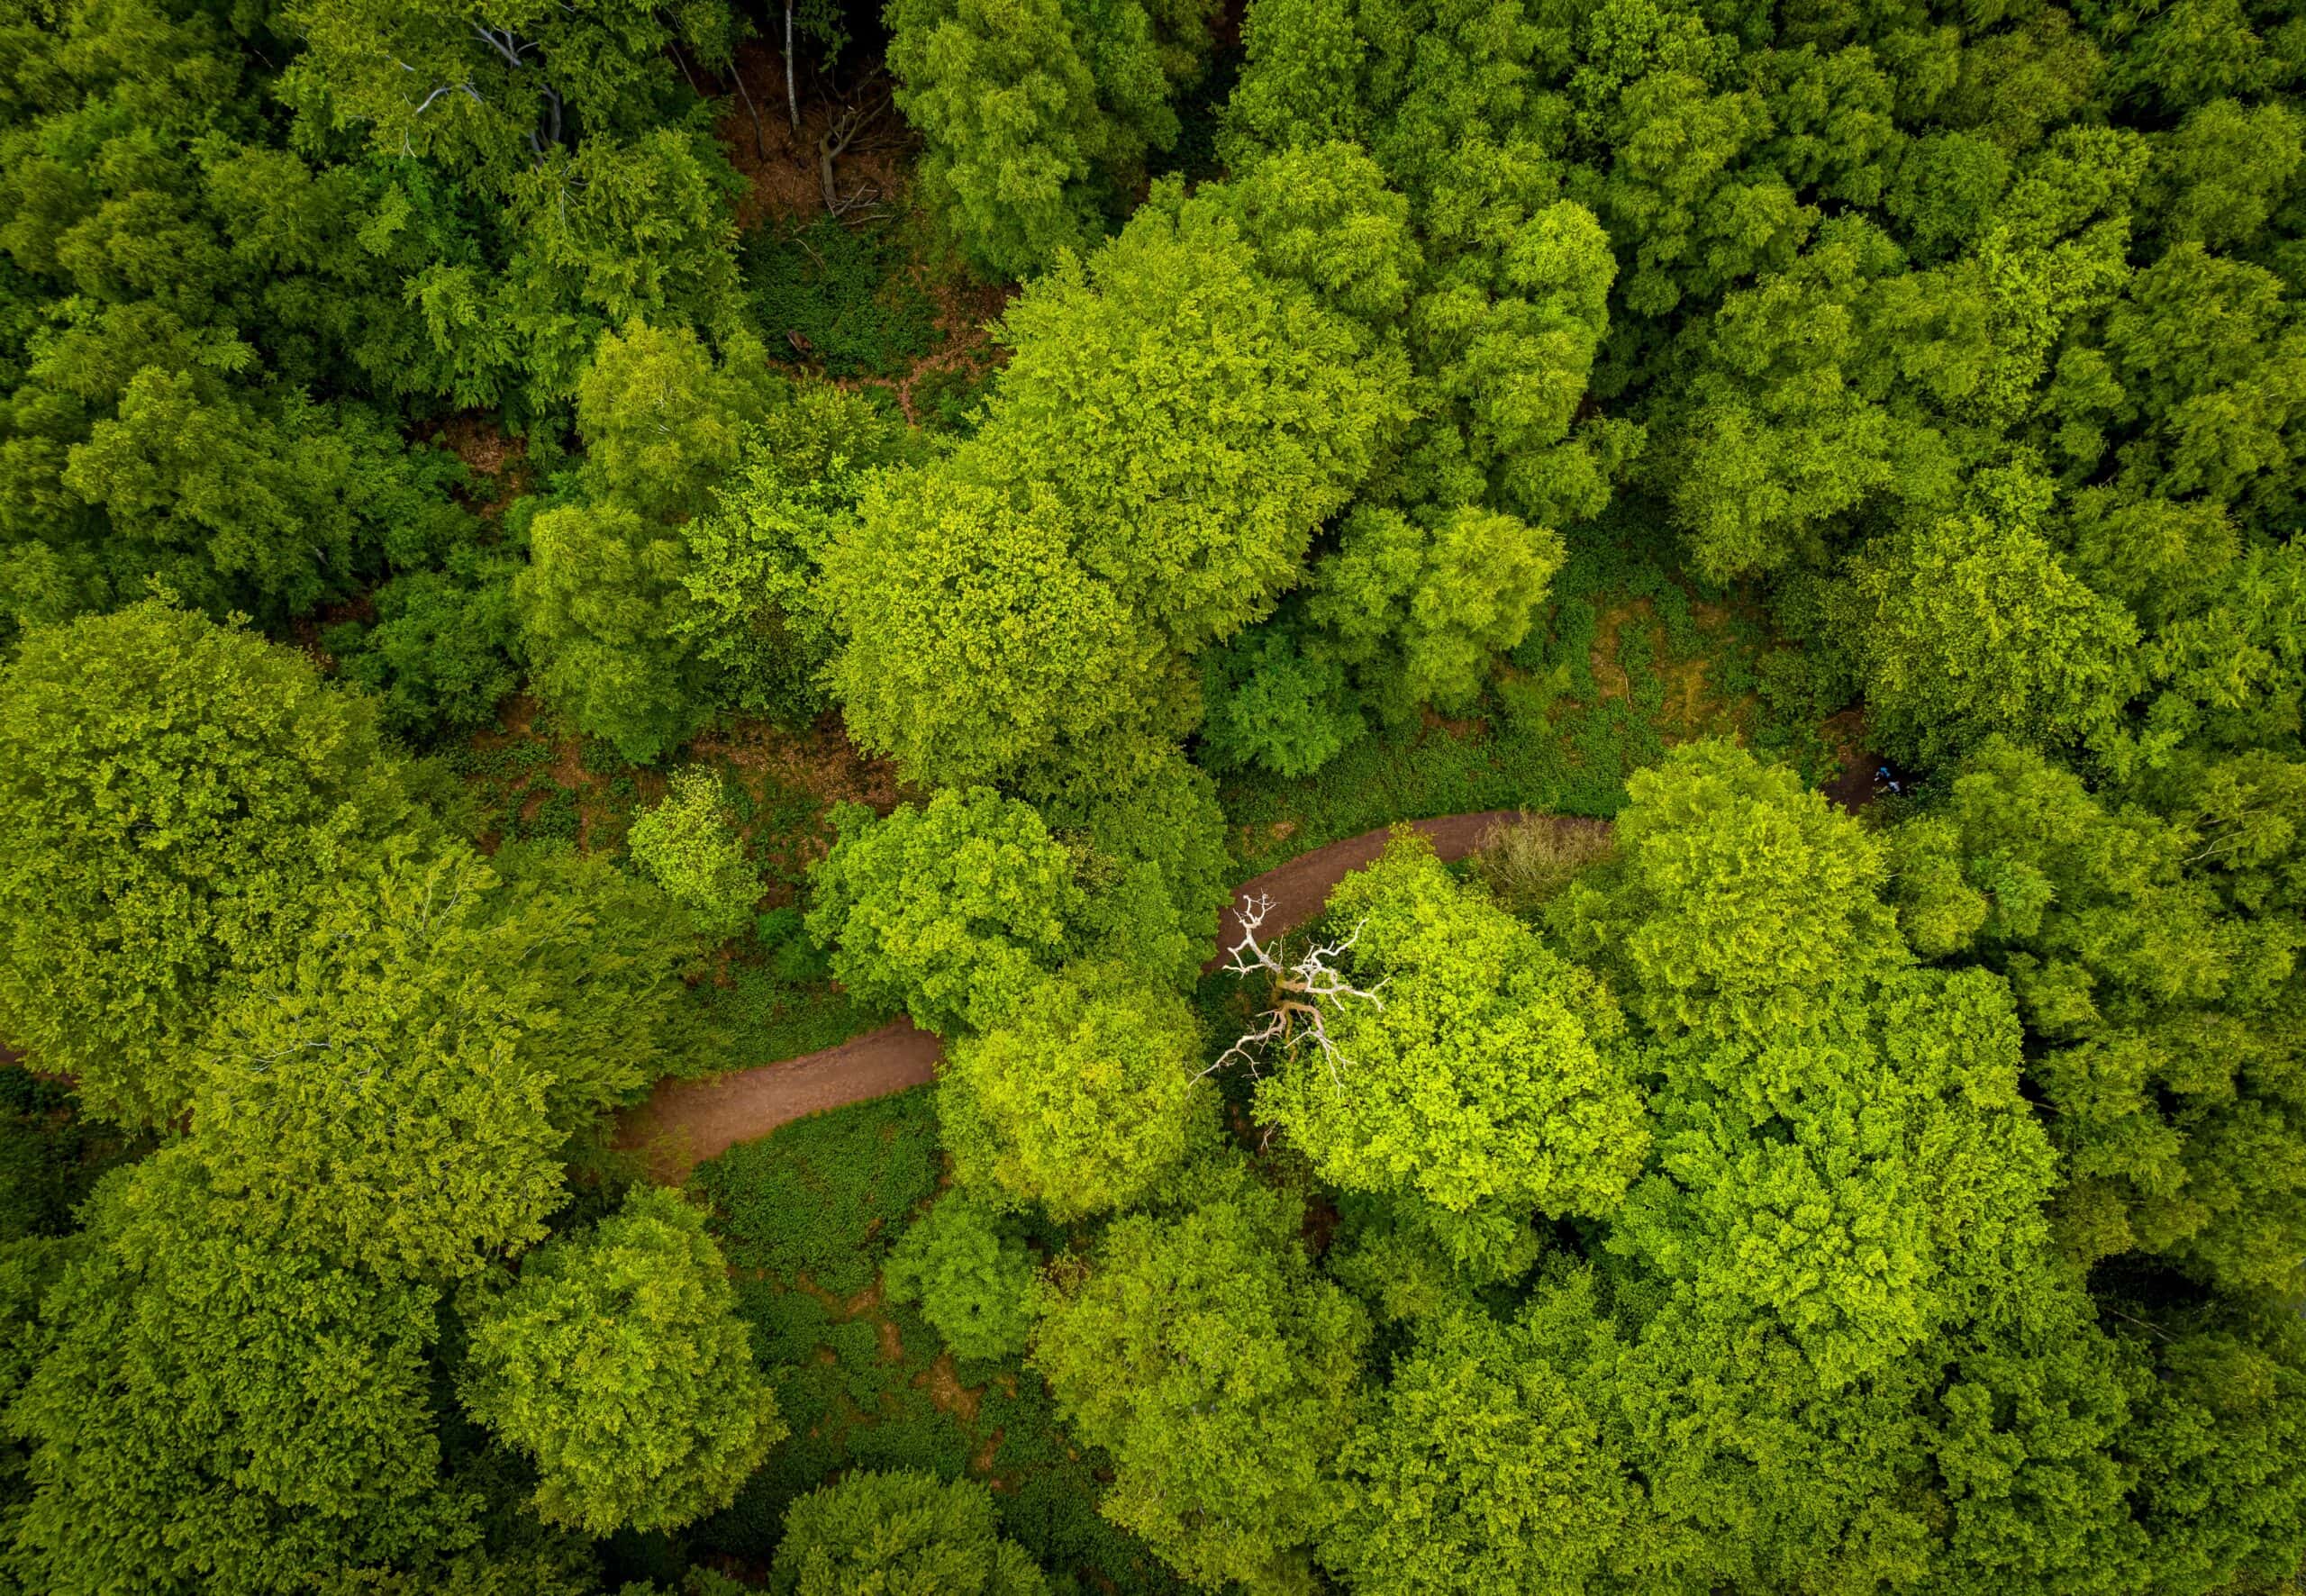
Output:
[
  {"xmin": 1206, "ymin": 893, "xmax": 1384, "ymax": 1086},
  {"xmin": 817, "ymin": 77, "xmax": 891, "ymax": 214}
]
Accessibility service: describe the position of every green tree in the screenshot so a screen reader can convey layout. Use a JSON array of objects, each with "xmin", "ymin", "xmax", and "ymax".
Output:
[
  {"xmin": 768, "ymin": 1469, "xmax": 1047, "ymax": 1595},
  {"xmin": 1253, "ymin": 835, "xmax": 1650, "ymax": 1226},
  {"xmin": 1032, "ymin": 1176, "xmax": 1367, "ymax": 1592},
  {"xmin": 883, "ymin": 1195, "xmax": 1035, "ymax": 1363},
  {"xmin": 513, "ymin": 499, "xmax": 710, "ymax": 763},
  {"xmin": 1050, "ymin": 749, "xmax": 1233, "ymax": 985},
  {"xmin": 1613, "ymin": 969, "xmax": 2060, "ymax": 1389},
  {"xmin": 985, "ymin": 182, "xmax": 1410, "ymax": 653},
  {"xmin": 191, "ymin": 841, "xmax": 698, "ymax": 1281},
  {"xmin": 677, "ymin": 384, "xmax": 925, "ymax": 723},
  {"xmin": 323, "ymin": 560, "xmax": 523, "ymax": 743},
  {"xmin": 626, "ymin": 770, "xmax": 758, "ymax": 938},
  {"xmin": 804, "ymin": 789, "xmax": 1084, "ymax": 1036},
  {"xmin": 573, "ymin": 322, "xmax": 781, "ymax": 522},
  {"xmin": 1886, "ymin": 739, "xmax": 2306, "ymax": 1295},
  {"xmin": 1198, "ymin": 621, "xmax": 1365, "ymax": 780},
  {"xmin": 1321, "ymin": 1308, "xmax": 1632, "ymax": 1595},
  {"xmin": 1307, "ymin": 503, "xmax": 1566, "ymax": 724},
  {"xmin": 1837, "ymin": 511, "xmax": 2141, "ymax": 766},
  {"xmin": 886, "ymin": 0, "xmax": 1209, "ymax": 277},
  {"xmin": 458, "ymin": 1183, "xmax": 784, "ymax": 1537},
  {"xmin": 823, "ymin": 184, "xmax": 1406, "ymax": 797},
  {"xmin": 939, "ymin": 961, "xmax": 1211, "ymax": 1220},
  {"xmin": 1551, "ymin": 740, "xmax": 1908, "ymax": 1042},
  {"xmin": 0, "ymin": 601, "xmax": 423, "ymax": 1128},
  {"xmin": 822, "ymin": 467, "xmax": 1185, "ymax": 797},
  {"xmin": 6, "ymin": 1150, "xmax": 472, "ymax": 1595}
]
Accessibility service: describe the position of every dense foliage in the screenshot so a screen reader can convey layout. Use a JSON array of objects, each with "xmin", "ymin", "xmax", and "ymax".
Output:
[{"xmin": 6, "ymin": 0, "xmax": 2306, "ymax": 1588}]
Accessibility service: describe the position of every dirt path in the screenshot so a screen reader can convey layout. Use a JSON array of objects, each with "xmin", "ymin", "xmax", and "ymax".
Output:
[{"xmin": 616, "ymin": 810, "xmax": 1576, "ymax": 1179}]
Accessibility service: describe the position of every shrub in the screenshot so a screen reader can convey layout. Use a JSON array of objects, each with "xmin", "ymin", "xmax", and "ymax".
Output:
[
  {"xmin": 628, "ymin": 771, "xmax": 759, "ymax": 938},
  {"xmin": 883, "ymin": 1194, "xmax": 1035, "ymax": 1362}
]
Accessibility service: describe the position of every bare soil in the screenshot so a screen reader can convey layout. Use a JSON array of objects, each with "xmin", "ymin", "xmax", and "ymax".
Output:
[{"xmin": 617, "ymin": 809, "xmax": 1609, "ymax": 1174}]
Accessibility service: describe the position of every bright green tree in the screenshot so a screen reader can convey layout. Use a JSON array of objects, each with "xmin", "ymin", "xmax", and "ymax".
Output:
[
  {"xmin": 0, "ymin": 601, "xmax": 424, "ymax": 1128},
  {"xmin": 1614, "ymin": 969, "xmax": 2059, "ymax": 1389},
  {"xmin": 768, "ymin": 1470, "xmax": 1047, "ymax": 1596},
  {"xmin": 191, "ymin": 841, "xmax": 699, "ymax": 1281},
  {"xmin": 626, "ymin": 770, "xmax": 758, "ymax": 938},
  {"xmin": 1321, "ymin": 1308, "xmax": 1631, "ymax": 1595},
  {"xmin": 823, "ymin": 184, "xmax": 1406, "ymax": 798},
  {"xmin": 1838, "ymin": 512, "xmax": 2141, "ymax": 766},
  {"xmin": 1550, "ymin": 740, "xmax": 1908, "ymax": 1041},
  {"xmin": 5, "ymin": 1149, "xmax": 472, "ymax": 1595},
  {"xmin": 822, "ymin": 468, "xmax": 1185, "ymax": 797},
  {"xmin": 985, "ymin": 182, "xmax": 1409, "ymax": 653},
  {"xmin": 676, "ymin": 384, "xmax": 925, "ymax": 723},
  {"xmin": 1253, "ymin": 835, "xmax": 1650, "ymax": 1225},
  {"xmin": 1307, "ymin": 503, "xmax": 1566, "ymax": 725},
  {"xmin": 1887, "ymin": 739, "xmax": 2306, "ymax": 1295},
  {"xmin": 513, "ymin": 499, "xmax": 711, "ymax": 763},
  {"xmin": 574, "ymin": 322, "xmax": 781, "ymax": 522},
  {"xmin": 939, "ymin": 961, "xmax": 1211, "ymax": 1220},
  {"xmin": 886, "ymin": 0, "xmax": 1209, "ymax": 277},
  {"xmin": 805, "ymin": 789, "xmax": 1084, "ymax": 1036},
  {"xmin": 883, "ymin": 1195, "xmax": 1036, "ymax": 1363},
  {"xmin": 1032, "ymin": 1176, "xmax": 1366, "ymax": 1593},
  {"xmin": 458, "ymin": 1183, "xmax": 784, "ymax": 1537}
]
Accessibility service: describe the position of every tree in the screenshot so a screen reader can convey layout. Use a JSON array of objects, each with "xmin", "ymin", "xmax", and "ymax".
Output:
[
  {"xmin": 886, "ymin": 0, "xmax": 1209, "ymax": 277},
  {"xmin": 626, "ymin": 770, "xmax": 758, "ymax": 938},
  {"xmin": 985, "ymin": 182, "xmax": 1410, "ymax": 653},
  {"xmin": 458, "ymin": 1183, "xmax": 784, "ymax": 1537},
  {"xmin": 1886, "ymin": 739, "xmax": 2306, "ymax": 1295},
  {"xmin": 323, "ymin": 560, "xmax": 523, "ymax": 743},
  {"xmin": 804, "ymin": 789, "xmax": 1084, "ymax": 1036},
  {"xmin": 280, "ymin": 0, "xmax": 738, "ymax": 195},
  {"xmin": 1837, "ymin": 512, "xmax": 2141, "ymax": 767},
  {"xmin": 513, "ymin": 499, "xmax": 711, "ymax": 763},
  {"xmin": 0, "ymin": 601, "xmax": 424, "ymax": 1128},
  {"xmin": 1032, "ymin": 1176, "xmax": 1367, "ymax": 1592},
  {"xmin": 6, "ymin": 1149, "xmax": 472, "ymax": 1595},
  {"xmin": 1248, "ymin": 835, "xmax": 1651, "ymax": 1227},
  {"xmin": 768, "ymin": 1470, "xmax": 1047, "ymax": 1596},
  {"xmin": 573, "ymin": 322, "xmax": 781, "ymax": 522},
  {"xmin": 1321, "ymin": 1308, "xmax": 1632, "ymax": 1595},
  {"xmin": 1307, "ymin": 503, "xmax": 1566, "ymax": 725},
  {"xmin": 1049, "ymin": 750, "xmax": 1233, "ymax": 986},
  {"xmin": 677, "ymin": 384, "xmax": 926, "ymax": 724},
  {"xmin": 821, "ymin": 467, "xmax": 1186, "ymax": 797},
  {"xmin": 1550, "ymin": 740, "xmax": 1909, "ymax": 1042},
  {"xmin": 1199, "ymin": 621, "xmax": 1364, "ymax": 779},
  {"xmin": 883, "ymin": 1194, "xmax": 1035, "ymax": 1361},
  {"xmin": 939, "ymin": 961, "xmax": 1212, "ymax": 1220},
  {"xmin": 822, "ymin": 184, "xmax": 1407, "ymax": 798},
  {"xmin": 1612, "ymin": 969, "xmax": 2059, "ymax": 1389},
  {"xmin": 191, "ymin": 841, "xmax": 699, "ymax": 1282}
]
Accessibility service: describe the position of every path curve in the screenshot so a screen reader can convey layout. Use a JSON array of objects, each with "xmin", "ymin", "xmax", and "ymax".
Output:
[{"xmin": 615, "ymin": 810, "xmax": 1596, "ymax": 1179}]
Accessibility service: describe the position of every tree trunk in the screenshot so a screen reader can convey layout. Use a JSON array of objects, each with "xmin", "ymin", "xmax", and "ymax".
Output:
[{"xmin": 785, "ymin": 0, "xmax": 800, "ymax": 130}]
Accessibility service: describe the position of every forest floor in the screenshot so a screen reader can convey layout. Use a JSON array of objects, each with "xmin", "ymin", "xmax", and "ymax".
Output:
[{"xmin": 615, "ymin": 811, "xmax": 1602, "ymax": 1177}]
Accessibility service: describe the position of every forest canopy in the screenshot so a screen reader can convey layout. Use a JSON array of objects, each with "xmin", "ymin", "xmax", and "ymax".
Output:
[{"xmin": 4, "ymin": 0, "xmax": 2306, "ymax": 1591}]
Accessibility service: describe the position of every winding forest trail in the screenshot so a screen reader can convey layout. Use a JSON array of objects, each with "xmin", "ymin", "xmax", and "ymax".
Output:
[{"xmin": 615, "ymin": 809, "xmax": 1584, "ymax": 1180}]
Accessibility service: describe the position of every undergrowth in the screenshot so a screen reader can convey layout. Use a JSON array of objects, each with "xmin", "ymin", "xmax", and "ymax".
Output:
[
  {"xmin": 743, "ymin": 214, "xmax": 941, "ymax": 380},
  {"xmin": 1216, "ymin": 514, "xmax": 1842, "ymax": 871},
  {"xmin": 685, "ymin": 1091, "xmax": 1187, "ymax": 1594}
]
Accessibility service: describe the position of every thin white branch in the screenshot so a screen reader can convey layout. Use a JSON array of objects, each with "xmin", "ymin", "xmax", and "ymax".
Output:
[{"xmin": 1205, "ymin": 893, "xmax": 1383, "ymax": 1087}]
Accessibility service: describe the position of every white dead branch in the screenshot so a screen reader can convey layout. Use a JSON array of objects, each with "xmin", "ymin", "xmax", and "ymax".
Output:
[{"xmin": 1205, "ymin": 893, "xmax": 1384, "ymax": 1086}]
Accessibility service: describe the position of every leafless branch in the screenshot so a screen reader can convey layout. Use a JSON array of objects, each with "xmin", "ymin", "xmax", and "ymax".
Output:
[{"xmin": 1205, "ymin": 893, "xmax": 1383, "ymax": 1086}]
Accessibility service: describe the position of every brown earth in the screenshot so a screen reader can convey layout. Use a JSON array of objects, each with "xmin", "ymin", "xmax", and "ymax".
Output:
[{"xmin": 616, "ymin": 809, "xmax": 1593, "ymax": 1177}]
